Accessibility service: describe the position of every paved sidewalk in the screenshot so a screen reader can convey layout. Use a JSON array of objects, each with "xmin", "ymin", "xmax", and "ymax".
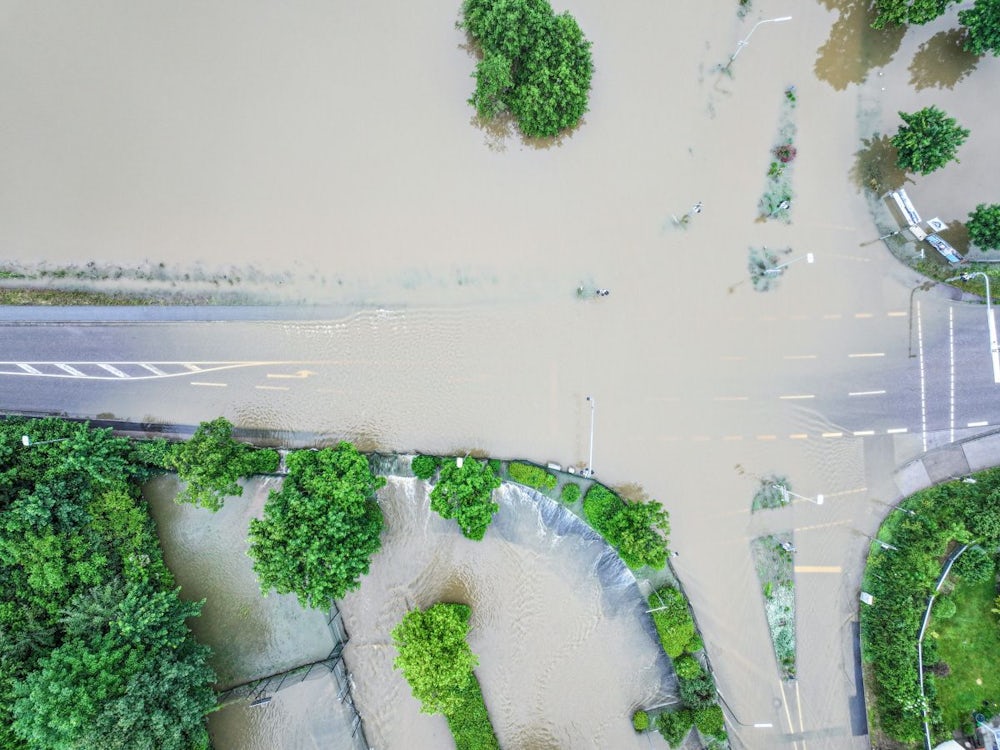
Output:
[{"xmin": 893, "ymin": 427, "xmax": 1000, "ymax": 498}]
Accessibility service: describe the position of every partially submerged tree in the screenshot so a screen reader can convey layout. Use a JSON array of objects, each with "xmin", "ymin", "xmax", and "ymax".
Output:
[
  {"xmin": 430, "ymin": 458, "xmax": 501, "ymax": 540},
  {"xmin": 960, "ymin": 0, "xmax": 1000, "ymax": 56},
  {"xmin": 967, "ymin": 203, "xmax": 1000, "ymax": 250},
  {"xmin": 462, "ymin": 0, "xmax": 594, "ymax": 138},
  {"xmin": 248, "ymin": 442, "xmax": 385, "ymax": 608},
  {"xmin": 891, "ymin": 106, "xmax": 969, "ymax": 175},
  {"xmin": 167, "ymin": 417, "xmax": 279, "ymax": 511},
  {"xmin": 392, "ymin": 603, "xmax": 478, "ymax": 715},
  {"xmin": 871, "ymin": 0, "xmax": 959, "ymax": 28}
]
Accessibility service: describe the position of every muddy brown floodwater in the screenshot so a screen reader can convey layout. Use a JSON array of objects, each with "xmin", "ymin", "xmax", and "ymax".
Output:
[{"xmin": 4, "ymin": 1, "xmax": 1000, "ymax": 748}]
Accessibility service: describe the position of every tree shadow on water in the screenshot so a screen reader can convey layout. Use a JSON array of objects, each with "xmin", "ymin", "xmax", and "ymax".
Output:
[
  {"xmin": 814, "ymin": 0, "xmax": 905, "ymax": 90},
  {"xmin": 908, "ymin": 29, "xmax": 982, "ymax": 90},
  {"xmin": 850, "ymin": 134, "xmax": 908, "ymax": 195}
]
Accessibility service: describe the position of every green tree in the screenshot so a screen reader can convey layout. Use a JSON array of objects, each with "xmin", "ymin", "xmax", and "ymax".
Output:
[
  {"xmin": 461, "ymin": 0, "xmax": 594, "ymax": 138},
  {"xmin": 248, "ymin": 443, "xmax": 386, "ymax": 608},
  {"xmin": 11, "ymin": 582, "xmax": 216, "ymax": 750},
  {"xmin": 430, "ymin": 458, "xmax": 501, "ymax": 540},
  {"xmin": 606, "ymin": 499, "xmax": 670, "ymax": 570},
  {"xmin": 167, "ymin": 417, "xmax": 279, "ymax": 511},
  {"xmin": 392, "ymin": 603, "xmax": 478, "ymax": 715},
  {"xmin": 960, "ymin": 0, "xmax": 1000, "ymax": 55},
  {"xmin": 656, "ymin": 709, "xmax": 694, "ymax": 746},
  {"xmin": 411, "ymin": 454, "xmax": 442, "ymax": 481},
  {"xmin": 967, "ymin": 203, "xmax": 1000, "ymax": 250},
  {"xmin": 872, "ymin": 0, "xmax": 959, "ymax": 28},
  {"xmin": 891, "ymin": 106, "xmax": 970, "ymax": 175}
]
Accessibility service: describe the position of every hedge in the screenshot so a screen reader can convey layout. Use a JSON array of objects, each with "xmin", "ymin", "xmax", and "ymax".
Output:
[{"xmin": 508, "ymin": 461, "xmax": 557, "ymax": 491}]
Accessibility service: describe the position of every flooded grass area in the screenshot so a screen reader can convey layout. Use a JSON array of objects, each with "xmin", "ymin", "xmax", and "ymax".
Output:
[{"xmin": 750, "ymin": 534, "xmax": 797, "ymax": 680}]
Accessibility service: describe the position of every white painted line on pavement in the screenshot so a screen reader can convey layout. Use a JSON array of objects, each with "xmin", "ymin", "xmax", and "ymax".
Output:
[
  {"xmin": 790, "ymin": 433, "xmax": 809, "ymax": 440},
  {"xmin": 917, "ymin": 300, "xmax": 928, "ymax": 452},
  {"xmin": 887, "ymin": 428, "xmax": 908, "ymax": 434},
  {"xmin": 968, "ymin": 421, "xmax": 989, "ymax": 427},
  {"xmin": 888, "ymin": 311, "xmax": 907, "ymax": 317},
  {"xmin": 713, "ymin": 396, "xmax": 749, "ymax": 401},
  {"xmin": 140, "ymin": 363, "xmax": 167, "ymax": 376},
  {"xmin": 777, "ymin": 680, "xmax": 798, "ymax": 747},
  {"xmin": 795, "ymin": 680, "xmax": 806, "ymax": 739},
  {"xmin": 17, "ymin": 363, "xmax": 41, "ymax": 374},
  {"xmin": 756, "ymin": 435, "xmax": 778, "ymax": 441},
  {"xmin": 184, "ymin": 363, "xmax": 202, "ymax": 372},
  {"xmin": 822, "ymin": 432, "xmax": 843, "ymax": 438},
  {"xmin": 783, "ymin": 354, "xmax": 817, "ymax": 360},
  {"xmin": 97, "ymin": 364, "xmax": 128, "ymax": 378},
  {"xmin": 255, "ymin": 385, "xmax": 290, "ymax": 391},
  {"xmin": 991, "ymin": 306, "xmax": 1000, "ymax": 383},
  {"xmin": 54, "ymin": 363, "xmax": 85, "ymax": 377},
  {"xmin": 849, "ymin": 390, "xmax": 886, "ymax": 396},
  {"xmin": 779, "ymin": 394, "xmax": 815, "ymax": 400},
  {"xmin": 854, "ymin": 430, "xmax": 875, "ymax": 436},
  {"xmin": 855, "ymin": 312, "xmax": 874, "ymax": 318},
  {"xmin": 823, "ymin": 314, "xmax": 842, "ymax": 320},
  {"xmin": 190, "ymin": 382, "xmax": 227, "ymax": 387},
  {"xmin": 848, "ymin": 352, "xmax": 885, "ymax": 358},
  {"xmin": 950, "ymin": 307, "xmax": 955, "ymax": 444},
  {"xmin": 723, "ymin": 435, "xmax": 743, "ymax": 441},
  {"xmin": 692, "ymin": 436, "xmax": 712, "ymax": 442}
]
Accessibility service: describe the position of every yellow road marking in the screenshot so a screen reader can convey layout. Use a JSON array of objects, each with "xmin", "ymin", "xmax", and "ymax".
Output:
[{"xmin": 794, "ymin": 565, "xmax": 842, "ymax": 574}]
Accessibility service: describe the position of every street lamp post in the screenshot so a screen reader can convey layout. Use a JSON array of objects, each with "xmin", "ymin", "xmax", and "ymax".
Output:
[
  {"xmin": 582, "ymin": 396, "xmax": 595, "ymax": 478},
  {"xmin": 726, "ymin": 16, "xmax": 793, "ymax": 69},
  {"xmin": 772, "ymin": 483, "xmax": 824, "ymax": 505},
  {"xmin": 21, "ymin": 435, "xmax": 70, "ymax": 447},
  {"xmin": 947, "ymin": 272, "xmax": 1000, "ymax": 383},
  {"xmin": 764, "ymin": 252, "xmax": 814, "ymax": 276}
]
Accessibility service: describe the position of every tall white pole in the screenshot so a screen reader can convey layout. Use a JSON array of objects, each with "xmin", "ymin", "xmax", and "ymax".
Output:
[{"xmin": 585, "ymin": 396, "xmax": 595, "ymax": 477}]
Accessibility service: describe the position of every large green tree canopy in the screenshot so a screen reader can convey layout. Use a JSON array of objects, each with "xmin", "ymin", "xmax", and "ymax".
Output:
[
  {"xmin": 891, "ymin": 106, "xmax": 969, "ymax": 175},
  {"xmin": 960, "ymin": 0, "xmax": 1000, "ymax": 55},
  {"xmin": 967, "ymin": 203, "xmax": 1000, "ymax": 250},
  {"xmin": 871, "ymin": 0, "xmax": 959, "ymax": 28},
  {"xmin": 462, "ymin": 0, "xmax": 594, "ymax": 138},
  {"xmin": 429, "ymin": 457, "xmax": 501, "ymax": 540},
  {"xmin": 167, "ymin": 417, "xmax": 279, "ymax": 511},
  {"xmin": 392, "ymin": 603, "xmax": 478, "ymax": 715},
  {"xmin": 248, "ymin": 442, "xmax": 386, "ymax": 608}
]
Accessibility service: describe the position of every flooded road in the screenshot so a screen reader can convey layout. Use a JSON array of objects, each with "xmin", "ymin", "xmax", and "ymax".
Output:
[{"xmin": 4, "ymin": 1, "xmax": 1000, "ymax": 748}]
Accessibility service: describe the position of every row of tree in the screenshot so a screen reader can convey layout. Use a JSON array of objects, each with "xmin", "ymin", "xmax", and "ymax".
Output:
[
  {"xmin": 861, "ymin": 470, "xmax": 1000, "ymax": 743},
  {"xmin": 872, "ymin": 0, "xmax": 1000, "ymax": 57},
  {"xmin": 0, "ymin": 418, "xmax": 217, "ymax": 750}
]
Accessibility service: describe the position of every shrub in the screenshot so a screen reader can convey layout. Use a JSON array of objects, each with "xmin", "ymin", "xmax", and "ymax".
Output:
[
  {"xmin": 966, "ymin": 204, "xmax": 1000, "ymax": 251},
  {"xmin": 583, "ymin": 484, "xmax": 621, "ymax": 535},
  {"xmin": 694, "ymin": 705, "xmax": 726, "ymax": 738},
  {"xmin": 684, "ymin": 635, "xmax": 704, "ymax": 654},
  {"xmin": 953, "ymin": 546, "xmax": 994, "ymax": 584},
  {"xmin": 960, "ymin": 0, "xmax": 1000, "ymax": 56},
  {"xmin": 934, "ymin": 595, "xmax": 957, "ymax": 620},
  {"xmin": 632, "ymin": 710, "xmax": 649, "ymax": 732},
  {"xmin": 412, "ymin": 455, "xmax": 441, "ymax": 480},
  {"xmin": 430, "ymin": 458, "xmax": 502, "ymax": 540},
  {"xmin": 560, "ymin": 482, "xmax": 581, "ymax": 504},
  {"xmin": 656, "ymin": 709, "xmax": 693, "ymax": 746},
  {"xmin": 678, "ymin": 669, "xmax": 717, "ymax": 710},
  {"xmin": 774, "ymin": 144, "xmax": 797, "ymax": 163},
  {"xmin": 583, "ymin": 485, "xmax": 670, "ymax": 569},
  {"xmin": 508, "ymin": 461, "xmax": 557, "ymax": 491},
  {"xmin": 649, "ymin": 587, "xmax": 697, "ymax": 658},
  {"xmin": 673, "ymin": 655, "xmax": 703, "ymax": 680},
  {"xmin": 488, "ymin": 459, "xmax": 502, "ymax": 474}
]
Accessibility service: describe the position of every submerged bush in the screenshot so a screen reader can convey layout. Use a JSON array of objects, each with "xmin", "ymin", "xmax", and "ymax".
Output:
[
  {"xmin": 508, "ymin": 461, "xmax": 557, "ymax": 491},
  {"xmin": 632, "ymin": 709, "xmax": 649, "ymax": 732},
  {"xmin": 583, "ymin": 484, "xmax": 671, "ymax": 569},
  {"xmin": 560, "ymin": 482, "xmax": 581, "ymax": 504},
  {"xmin": 412, "ymin": 455, "xmax": 441, "ymax": 480},
  {"xmin": 694, "ymin": 705, "xmax": 726, "ymax": 738},
  {"xmin": 649, "ymin": 586, "xmax": 697, "ymax": 658},
  {"xmin": 656, "ymin": 709, "xmax": 694, "ymax": 746}
]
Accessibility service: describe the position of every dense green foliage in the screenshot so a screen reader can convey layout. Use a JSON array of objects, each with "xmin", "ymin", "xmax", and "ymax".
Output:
[
  {"xmin": 953, "ymin": 545, "xmax": 994, "ymax": 583},
  {"xmin": 693, "ymin": 705, "xmax": 726, "ymax": 738},
  {"xmin": 430, "ymin": 458, "xmax": 502, "ymax": 540},
  {"xmin": 657, "ymin": 708, "xmax": 694, "ymax": 746},
  {"xmin": 582, "ymin": 484, "xmax": 670, "ymax": 569},
  {"xmin": 960, "ymin": 0, "xmax": 1000, "ymax": 55},
  {"xmin": 412, "ymin": 454, "xmax": 442, "ymax": 480},
  {"xmin": 167, "ymin": 417, "xmax": 279, "ymax": 511},
  {"xmin": 861, "ymin": 471, "xmax": 1000, "ymax": 743},
  {"xmin": 0, "ymin": 417, "xmax": 215, "ymax": 750},
  {"xmin": 891, "ymin": 106, "xmax": 970, "ymax": 176},
  {"xmin": 461, "ymin": 0, "xmax": 594, "ymax": 138},
  {"xmin": 508, "ymin": 461, "xmax": 557, "ymax": 491},
  {"xmin": 967, "ymin": 203, "xmax": 1000, "ymax": 250},
  {"xmin": 632, "ymin": 709, "xmax": 649, "ymax": 731},
  {"xmin": 248, "ymin": 443, "xmax": 385, "ymax": 608},
  {"xmin": 677, "ymin": 663, "xmax": 718, "ymax": 710},
  {"xmin": 560, "ymin": 481, "xmax": 581, "ymax": 503},
  {"xmin": 871, "ymin": 0, "xmax": 958, "ymax": 28},
  {"xmin": 648, "ymin": 586, "xmax": 698, "ymax": 658},
  {"xmin": 392, "ymin": 603, "xmax": 500, "ymax": 749}
]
